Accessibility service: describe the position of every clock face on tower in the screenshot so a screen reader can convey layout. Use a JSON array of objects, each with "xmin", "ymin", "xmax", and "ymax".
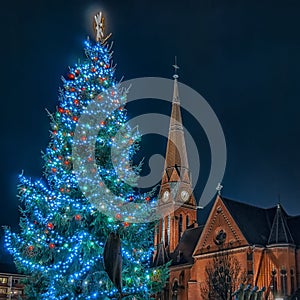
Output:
[
  {"xmin": 162, "ymin": 190, "xmax": 170, "ymax": 202},
  {"xmin": 180, "ymin": 190, "xmax": 189, "ymax": 202}
]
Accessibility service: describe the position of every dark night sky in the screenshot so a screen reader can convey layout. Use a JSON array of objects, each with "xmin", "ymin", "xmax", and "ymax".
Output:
[{"xmin": 1, "ymin": 0, "xmax": 300, "ymax": 237}]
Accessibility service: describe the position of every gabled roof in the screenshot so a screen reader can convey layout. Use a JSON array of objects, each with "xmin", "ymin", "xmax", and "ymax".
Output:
[
  {"xmin": 170, "ymin": 226, "xmax": 204, "ymax": 266},
  {"xmin": 221, "ymin": 197, "xmax": 276, "ymax": 245},
  {"xmin": 198, "ymin": 196, "xmax": 300, "ymax": 247},
  {"xmin": 268, "ymin": 204, "xmax": 294, "ymax": 245}
]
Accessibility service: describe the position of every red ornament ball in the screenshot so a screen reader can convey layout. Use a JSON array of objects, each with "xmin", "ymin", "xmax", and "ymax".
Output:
[
  {"xmin": 145, "ymin": 197, "xmax": 151, "ymax": 202},
  {"xmin": 72, "ymin": 116, "xmax": 78, "ymax": 122},
  {"xmin": 58, "ymin": 107, "xmax": 64, "ymax": 113},
  {"xmin": 74, "ymin": 99, "xmax": 79, "ymax": 106},
  {"xmin": 51, "ymin": 168, "xmax": 57, "ymax": 173},
  {"xmin": 68, "ymin": 73, "xmax": 75, "ymax": 80},
  {"xmin": 75, "ymin": 69, "xmax": 80, "ymax": 76},
  {"xmin": 115, "ymin": 213, "xmax": 121, "ymax": 219},
  {"xmin": 49, "ymin": 243, "xmax": 55, "ymax": 249},
  {"xmin": 28, "ymin": 245, "xmax": 34, "ymax": 252},
  {"xmin": 47, "ymin": 222, "xmax": 54, "ymax": 230},
  {"xmin": 123, "ymin": 222, "xmax": 129, "ymax": 227},
  {"xmin": 74, "ymin": 214, "xmax": 81, "ymax": 221}
]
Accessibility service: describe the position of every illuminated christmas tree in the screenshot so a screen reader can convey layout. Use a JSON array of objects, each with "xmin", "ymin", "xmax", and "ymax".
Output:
[{"xmin": 5, "ymin": 12, "xmax": 168, "ymax": 300}]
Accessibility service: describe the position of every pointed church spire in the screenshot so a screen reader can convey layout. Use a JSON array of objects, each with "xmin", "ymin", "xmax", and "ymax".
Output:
[
  {"xmin": 268, "ymin": 203, "xmax": 294, "ymax": 245},
  {"xmin": 156, "ymin": 62, "xmax": 197, "ymax": 254},
  {"xmin": 163, "ymin": 59, "xmax": 189, "ymax": 181}
]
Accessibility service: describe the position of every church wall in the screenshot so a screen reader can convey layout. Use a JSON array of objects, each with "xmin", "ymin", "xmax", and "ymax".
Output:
[
  {"xmin": 296, "ymin": 248, "xmax": 300, "ymax": 289},
  {"xmin": 262, "ymin": 246, "xmax": 297, "ymax": 296},
  {"xmin": 252, "ymin": 246, "xmax": 297, "ymax": 297},
  {"xmin": 192, "ymin": 248, "xmax": 249, "ymax": 300},
  {"xmin": 168, "ymin": 267, "xmax": 192, "ymax": 300},
  {"xmin": 164, "ymin": 246, "xmax": 299, "ymax": 299}
]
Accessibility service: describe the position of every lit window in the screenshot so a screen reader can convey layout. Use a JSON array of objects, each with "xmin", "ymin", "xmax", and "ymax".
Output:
[{"xmin": 0, "ymin": 277, "xmax": 8, "ymax": 284}]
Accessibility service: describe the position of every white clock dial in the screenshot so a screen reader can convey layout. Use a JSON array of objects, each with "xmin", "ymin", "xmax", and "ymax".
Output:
[
  {"xmin": 162, "ymin": 190, "xmax": 170, "ymax": 202},
  {"xmin": 181, "ymin": 190, "xmax": 189, "ymax": 201}
]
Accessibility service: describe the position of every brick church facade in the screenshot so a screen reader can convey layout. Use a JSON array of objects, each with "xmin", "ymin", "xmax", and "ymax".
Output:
[{"xmin": 153, "ymin": 71, "xmax": 300, "ymax": 299}]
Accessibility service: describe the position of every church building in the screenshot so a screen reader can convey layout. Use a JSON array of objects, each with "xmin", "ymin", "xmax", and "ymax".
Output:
[{"xmin": 153, "ymin": 70, "xmax": 300, "ymax": 300}]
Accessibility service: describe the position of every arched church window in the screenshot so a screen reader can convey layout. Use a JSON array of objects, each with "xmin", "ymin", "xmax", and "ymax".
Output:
[
  {"xmin": 247, "ymin": 250, "xmax": 253, "ymax": 275},
  {"xmin": 186, "ymin": 215, "xmax": 189, "ymax": 228},
  {"xmin": 179, "ymin": 271, "xmax": 184, "ymax": 285},
  {"xmin": 280, "ymin": 269, "xmax": 287, "ymax": 296},
  {"xmin": 166, "ymin": 215, "xmax": 171, "ymax": 246},
  {"xmin": 172, "ymin": 280, "xmax": 179, "ymax": 300},
  {"xmin": 291, "ymin": 269, "xmax": 295, "ymax": 294},
  {"xmin": 162, "ymin": 218, "xmax": 165, "ymax": 245},
  {"xmin": 178, "ymin": 214, "xmax": 183, "ymax": 242},
  {"xmin": 271, "ymin": 269, "xmax": 277, "ymax": 295}
]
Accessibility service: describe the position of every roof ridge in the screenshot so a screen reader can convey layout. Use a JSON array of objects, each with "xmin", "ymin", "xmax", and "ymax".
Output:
[
  {"xmin": 221, "ymin": 197, "xmax": 268, "ymax": 211},
  {"xmin": 184, "ymin": 225, "xmax": 204, "ymax": 233}
]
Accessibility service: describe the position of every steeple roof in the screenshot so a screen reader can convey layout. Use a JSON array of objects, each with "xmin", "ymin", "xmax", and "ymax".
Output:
[
  {"xmin": 163, "ymin": 68, "xmax": 190, "ymax": 183},
  {"xmin": 268, "ymin": 204, "xmax": 294, "ymax": 245},
  {"xmin": 152, "ymin": 243, "xmax": 169, "ymax": 267}
]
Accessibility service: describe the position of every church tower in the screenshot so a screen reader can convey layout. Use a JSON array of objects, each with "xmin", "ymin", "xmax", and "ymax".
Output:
[{"xmin": 154, "ymin": 65, "xmax": 197, "ymax": 254}]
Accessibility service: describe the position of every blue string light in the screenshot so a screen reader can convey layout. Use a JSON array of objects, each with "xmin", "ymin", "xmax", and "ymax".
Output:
[{"xmin": 5, "ymin": 38, "xmax": 168, "ymax": 299}]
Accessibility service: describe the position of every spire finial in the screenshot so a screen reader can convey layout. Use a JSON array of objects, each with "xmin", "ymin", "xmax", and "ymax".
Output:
[
  {"xmin": 173, "ymin": 56, "xmax": 179, "ymax": 79},
  {"xmin": 277, "ymin": 192, "xmax": 281, "ymax": 208},
  {"xmin": 216, "ymin": 183, "xmax": 223, "ymax": 195},
  {"xmin": 93, "ymin": 12, "xmax": 112, "ymax": 43}
]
